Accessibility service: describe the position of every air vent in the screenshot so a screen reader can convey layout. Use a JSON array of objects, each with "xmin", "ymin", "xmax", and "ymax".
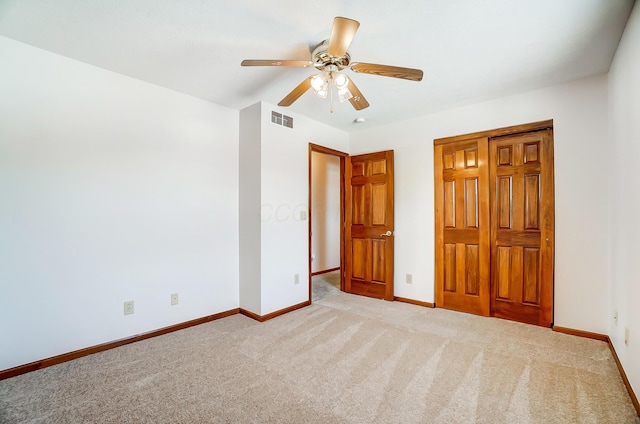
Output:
[{"xmin": 271, "ymin": 111, "xmax": 293, "ymax": 129}]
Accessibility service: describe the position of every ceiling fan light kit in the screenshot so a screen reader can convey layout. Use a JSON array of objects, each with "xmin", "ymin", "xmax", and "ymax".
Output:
[
  {"xmin": 310, "ymin": 69, "xmax": 353, "ymax": 110},
  {"xmin": 241, "ymin": 17, "xmax": 423, "ymax": 112}
]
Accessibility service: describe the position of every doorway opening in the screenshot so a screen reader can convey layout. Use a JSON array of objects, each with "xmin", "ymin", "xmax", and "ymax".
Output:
[
  {"xmin": 308, "ymin": 145, "xmax": 396, "ymax": 303},
  {"xmin": 308, "ymin": 143, "xmax": 347, "ymax": 302}
]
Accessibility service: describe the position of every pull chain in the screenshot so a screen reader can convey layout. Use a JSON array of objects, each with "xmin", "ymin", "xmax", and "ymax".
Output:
[{"xmin": 329, "ymin": 73, "xmax": 334, "ymax": 113}]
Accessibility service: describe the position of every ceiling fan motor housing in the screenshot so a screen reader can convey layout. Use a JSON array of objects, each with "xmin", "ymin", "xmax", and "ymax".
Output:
[{"xmin": 312, "ymin": 40, "xmax": 350, "ymax": 70}]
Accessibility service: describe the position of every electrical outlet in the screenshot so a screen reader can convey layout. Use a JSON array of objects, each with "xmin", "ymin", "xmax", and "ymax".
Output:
[
  {"xmin": 294, "ymin": 274, "xmax": 300, "ymax": 285},
  {"xmin": 171, "ymin": 293, "xmax": 179, "ymax": 306},
  {"xmin": 124, "ymin": 300, "xmax": 134, "ymax": 315},
  {"xmin": 625, "ymin": 327, "xmax": 630, "ymax": 346},
  {"xmin": 299, "ymin": 210, "xmax": 307, "ymax": 221},
  {"xmin": 406, "ymin": 274, "xmax": 413, "ymax": 284}
]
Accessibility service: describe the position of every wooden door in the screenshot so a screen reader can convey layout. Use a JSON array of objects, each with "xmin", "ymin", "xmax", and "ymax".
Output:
[
  {"xmin": 344, "ymin": 151, "xmax": 394, "ymax": 300},
  {"xmin": 489, "ymin": 129, "xmax": 554, "ymax": 326},
  {"xmin": 434, "ymin": 138, "xmax": 490, "ymax": 315}
]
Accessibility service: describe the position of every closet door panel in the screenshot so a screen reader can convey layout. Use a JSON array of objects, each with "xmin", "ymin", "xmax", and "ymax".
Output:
[
  {"xmin": 435, "ymin": 138, "xmax": 490, "ymax": 316},
  {"xmin": 489, "ymin": 130, "xmax": 554, "ymax": 327}
]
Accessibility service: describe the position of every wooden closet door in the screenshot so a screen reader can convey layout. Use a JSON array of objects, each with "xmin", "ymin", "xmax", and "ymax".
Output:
[
  {"xmin": 435, "ymin": 138, "xmax": 490, "ymax": 316},
  {"xmin": 489, "ymin": 129, "xmax": 554, "ymax": 327}
]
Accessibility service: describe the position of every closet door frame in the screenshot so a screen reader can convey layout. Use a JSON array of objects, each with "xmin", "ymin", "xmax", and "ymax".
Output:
[{"xmin": 434, "ymin": 119, "xmax": 554, "ymax": 326}]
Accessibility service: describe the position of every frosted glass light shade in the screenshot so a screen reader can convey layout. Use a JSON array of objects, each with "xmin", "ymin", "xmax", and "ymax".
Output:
[
  {"xmin": 338, "ymin": 87, "xmax": 353, "ymax": 103},
  {"xmin": 311, "ymin": 74, "xmax": 326, "ymax": 90},
  {"xmin": 334, "ymin": 73, "xmax": 349, "ymax": 89},
  {"xmin": 315, "ymin": 88, "xmax": 328, "ymax": 98}
]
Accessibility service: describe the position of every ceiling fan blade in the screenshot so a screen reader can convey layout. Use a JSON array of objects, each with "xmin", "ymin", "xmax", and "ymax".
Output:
[
  {"xmin": 347, "ymin": 79, "xmax": 369, "ymax": 110},
  {"xmin": 278, "ymin": 76, "xmax": 314, "ymax": 106},
  {"xmin": 241, "ymin": 60, "xmax": 313, "ymax": 67},
  {"xmin": 328, "ymin": 17, "xmax": 360, "ymax": 57},
  {"xmin": 351, "ymin": 62, "xmax": 423, "ymax": 81}
]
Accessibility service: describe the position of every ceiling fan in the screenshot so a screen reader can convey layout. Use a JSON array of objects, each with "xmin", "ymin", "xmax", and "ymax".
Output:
[{"xmin": 241, "ymin": 17, "xmax": 423, "ymax": 111}]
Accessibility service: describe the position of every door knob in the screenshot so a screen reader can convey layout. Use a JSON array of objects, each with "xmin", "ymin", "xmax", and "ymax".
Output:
[{"xmin": 380, "ymin": 230, "xmax": 393, "ymax": 237}]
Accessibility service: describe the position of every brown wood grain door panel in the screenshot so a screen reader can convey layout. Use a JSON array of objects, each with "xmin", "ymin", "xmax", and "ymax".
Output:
[
  {"xmin": 435, "ymin": 138, "xmax": 490, "ymax": 316},
  {"xmin": 345, "ymin": 151, "xmax": 394, "ymax": 300},
  {"xmin": 489, "ymin": 130, "xmax": 554, "ymax": 326}
]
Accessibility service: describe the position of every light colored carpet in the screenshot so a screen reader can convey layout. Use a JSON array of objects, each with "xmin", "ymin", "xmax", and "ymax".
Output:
[
  {"xmin": 1, "ymin": 292, "xmax": 638, "ymax": 423},
  {"xmin": 312, "ymin": 270, "xmax": 341, "ymax": 302}
]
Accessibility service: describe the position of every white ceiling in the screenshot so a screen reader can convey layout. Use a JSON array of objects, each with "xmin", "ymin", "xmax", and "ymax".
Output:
[{"xmin": 0, "ymin": 0, "xmax": 634, "ymax": 132}]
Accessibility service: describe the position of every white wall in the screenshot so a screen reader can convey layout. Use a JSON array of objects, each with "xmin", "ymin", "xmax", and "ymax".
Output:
[
  {"xmin": 349, "ymin": 74, "xmax": 610, "ymax": 334},
  {"xmin": 259, "ymin": 103, "xmax": 349, "ymax": 315},
  {"xmin": 239, "ymin": 103, "xmax": 262, "ymax": 313},
  {"xmin": 311, "ymin": 152, "xmax": 341, "ymax": 273},
  {"xmin": 608, "ymin": 0, "xmax": 640, "ymax": 400},
  {"xmin": 0, "ymin": 36, "xmax": 239, "ymax": 371}
]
